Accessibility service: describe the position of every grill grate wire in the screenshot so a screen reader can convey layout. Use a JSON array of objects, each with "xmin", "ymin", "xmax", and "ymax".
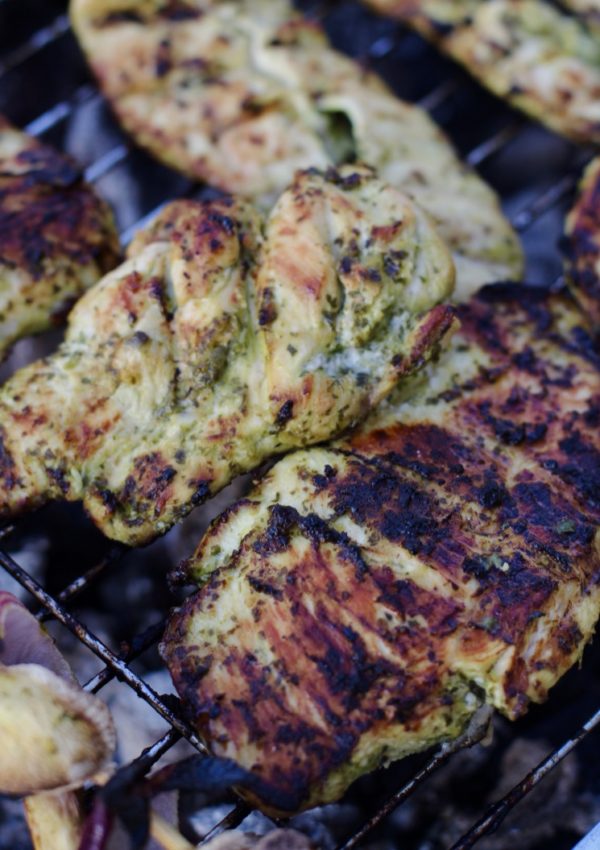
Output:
[{"xmin": 0, "ymin": 3, "xmax": 598, "ymax": 848}]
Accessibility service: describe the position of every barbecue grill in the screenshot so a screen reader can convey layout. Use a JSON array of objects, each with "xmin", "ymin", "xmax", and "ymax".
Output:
[{"xmin": 0, "ymin": 2, "xmax": 599, "ymax": 848}]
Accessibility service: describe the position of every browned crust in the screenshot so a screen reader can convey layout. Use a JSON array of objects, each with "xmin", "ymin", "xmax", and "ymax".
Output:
[
  {"xmin": 162, "ymin": 283, "xmax": 600, "ymax": 813},
  {"xmin": 564, "ymin": 156, "xmax": 600, "ymax": 328},
  {"xmin": 0, "ymin": 117, "xmax": 120, "ymax": 355},
  {"xmin": 0, "ymin": 122, "xmax": 119, "ymax": 281},
  {"xmin": 165, "ymin": 507, "xmax": 468, "ymax": 813},
  {"xmin": 391, "ymin": 303, "xmax": 456, "ymax": 377},
  {"xmin": 0, "ymin": 166, "xmax": 454, "ymax": 544}
]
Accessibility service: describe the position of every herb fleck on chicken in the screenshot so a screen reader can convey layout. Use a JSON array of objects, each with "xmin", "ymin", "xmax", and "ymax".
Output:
[{"xmin": 0, "ymin": 166, "xmax": 454, "ymax": 544}]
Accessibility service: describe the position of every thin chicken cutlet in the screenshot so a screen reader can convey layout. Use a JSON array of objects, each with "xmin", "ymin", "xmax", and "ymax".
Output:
[
  {"xmin": 0, "ymin": 166, "xmax": 454, "ymax": 545},
  {"xmin": 559, "ymin": 0, "xmax": 600, "ymax": 35},
  {"xmin": 0, "ymin": 117, "xmax": 119, "ymax": 360},
  {"xmin": 163, "ymin": 285, "xmax": 600, "ymax": 814},
  {"xmin": 70, "ymin": 0, "xmax": 523, "ymax": 298},
  {"xmin": 365, "ymin": 0, "xmax": 600, "ymax": 144}
]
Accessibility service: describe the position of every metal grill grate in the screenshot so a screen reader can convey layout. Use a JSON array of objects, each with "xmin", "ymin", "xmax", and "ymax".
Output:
[{"xmin": 0, "ymin": 3, "xmax": 598, "ymax": 848}]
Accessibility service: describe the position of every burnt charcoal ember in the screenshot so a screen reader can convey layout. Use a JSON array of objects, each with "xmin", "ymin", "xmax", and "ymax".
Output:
[
  {"xmin": 290, "ymin": 804, "xmax": 364, "ymax": 850},
  {"xmin": 386, "ymin": 732, "xmax": 600, "ymax": 850}
]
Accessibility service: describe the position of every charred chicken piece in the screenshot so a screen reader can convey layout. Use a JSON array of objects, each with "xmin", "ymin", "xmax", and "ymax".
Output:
[
  {"xmin": 564, "ymin": 156, "xmax": 600, "ymax": 328},
  {"xmin": 365, "ymin": 0, "xmax": 600, "ymax": 145},
  {"xmin": 162, "ymin": 284, "xmax": 600, "ymax": 815},
  {"xmin": 0, "ymin": 116, "xmax": 120, "ymax": 360},
  {"xmin": 70, "ymin": 0, "xmax": 523, "ymax": 298},
  {"xmin": 0, "ymin": 165, "xmax": 454, "ymax": 545}
]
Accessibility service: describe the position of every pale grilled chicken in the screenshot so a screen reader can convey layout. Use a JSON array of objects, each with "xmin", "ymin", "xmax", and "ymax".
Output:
[
  {"xmin": 365, "ymin": 0, "xmax": 600, "ymax": 145},
  {"xmin": 563, "ymin": 0, "xmax": 600, "ymax": 35},
  {"xmin": 564, "ymin": 156, "xmax": 600, "ymax": 328},
  {"xmin": 0, "ymin": 116, "xmax": 120, "ymax": 360},
  {"xmin": 70, "ymin": 0, "xmax": 523, "ymax": 298},
  {"xmin": 162, "ymin": 284, "xmax": 600, "ymax": 814},
  {"xmin": 0, "ymin": 166, "xmax": 455, "ymax": 545}
]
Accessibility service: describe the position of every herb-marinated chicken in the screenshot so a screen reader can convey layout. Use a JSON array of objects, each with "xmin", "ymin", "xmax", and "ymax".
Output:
[
  {"xmin": 162, "ymin": 284, "xmax": 600, "ymax": 815},
  {"xmin": 365, "ymin": 0, "xmax": 600, "ymax": 145},
  {"xmin": 564, "ymin": 156, "xmax": 600, "ymax": 328},
  {"xmin": 0, "ymin": 116, "xmax": 120, "ymax": 360},
  {"xmin": 70, "ymin": 0, "xmax": 523, "ymax": 298},
  {"xmin": 563, "ymin": 0, "xmax": 600, "ymax": 35},
  {"xmin": 0, "ymin": 166, "xmax": 455, "ymax": 545}
]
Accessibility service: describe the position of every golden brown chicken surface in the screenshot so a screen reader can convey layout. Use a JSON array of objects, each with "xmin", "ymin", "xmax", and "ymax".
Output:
[
  {"xmin": 0, "ymin": 166, "xmax": 454, "ymax": 545},
  {"xmin": 162, "ymin": 284, "xmax": 600, "ymax": 814},
  {"xmin": 564, "ymin": 156, "xmax": 600, "ymax": 328},
  {"xmin": 0, "ymin": 116, "xmax": 120, "ymax": 360},
  {"xmin": 70, "ymin": 0, "xmax": 523, "ymax": 298},
  {"xmin": 365, "ymin": 0, "xmax": 600, "ymax": 145}
]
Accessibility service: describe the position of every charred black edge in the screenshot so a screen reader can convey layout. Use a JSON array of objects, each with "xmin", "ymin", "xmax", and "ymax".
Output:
[
  {"xmin": 251, "ymin": 503, "xmax": 369, "ymax": 576},
  {"xmin": 464, "ymin": 282, "xmax": 600, "ymax": 368},
  {"xmin": 96, "ymin": 1, "xmax": 204, "ymax": 27},
  {"xmin": 562, "ymin": 158, "xmax": 600, "ymax": 329},
  {"xmin": 161, "ymin": 501, "xmax": 375, "ymax": 813}
]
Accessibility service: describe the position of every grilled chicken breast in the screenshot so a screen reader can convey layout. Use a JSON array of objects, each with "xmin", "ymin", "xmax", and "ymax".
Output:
[
  {"xmin": 365, "ymin": 0, "xmax": 600, "ymax": 145},
  {"xmin": 0, "ymin": 116, "xmax": 120, "ymax": 360},
  {"xmin": 70, "ymin": 0, "xmax": 523, "ymax": 298},
  {"xmin": 563, "ymin": 0, "xmax": 600, "ymax": 35},
  {"xmin": 0, "ymin": 166, "xmax": 454, "ymax": 545},
  {"xmin": 162, "ymin": 284, "xmax": 600, "ymax": 814},
  {"xmin": 564, "ymin": 156, "xmax": 600, "ymax": 328}
]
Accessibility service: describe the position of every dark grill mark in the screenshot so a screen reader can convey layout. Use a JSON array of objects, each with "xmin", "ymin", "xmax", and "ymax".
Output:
[
  {"xmin": 0, "ymin": 431, "xmax": 18, "ymax": 491},
  {"xmin": 258, "ymin": 287, "xmax": 277, "ymax": 326},
  {"xmin": 247, "ymin": 575, "xmax": 284, "ymax": 599},
  {"xmin": 276, "ymin": 400, "xmax": 294, "ymax": 426}
]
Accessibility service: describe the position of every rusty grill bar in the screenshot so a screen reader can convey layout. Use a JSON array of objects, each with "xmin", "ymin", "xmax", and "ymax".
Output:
[{"xmin": 0, "ymin": 2, "xmax": 598, "ymax": 848}]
